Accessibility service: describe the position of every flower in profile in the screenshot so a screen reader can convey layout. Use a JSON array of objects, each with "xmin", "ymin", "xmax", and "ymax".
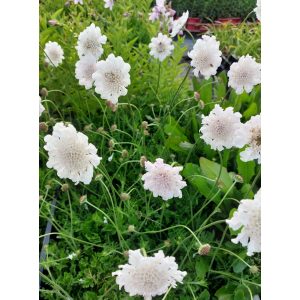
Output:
[
  {"xmin": 76, "ymin": 23, "xmax": 107, "ymax": 59},
  {"xmin": 226, "ymin": 189, "xmax": 261, "ymax": 256},
  {"xmin": 92, "ymin": 54, "xmax": 131, "ymax": 104},
  {"xmin": 236, "ymin": 114, "xmax": 261, "ymax": 163},
  {"xmin": 200, "ymin": 104, "xmax": 243, "ymax": 151},
  {"xmin": 149, "ymin": 33, "xmax": 174, "ymax": 62},
  {"xmin": 104, "ymin": 0, "xmax": 114, "ymax": 10},
  {"xmin": 188, "ymin": 35, "xmax": 222, "ymax": 79},
  {"xmin": 44, "ymin": 122, "xmax": 101, "ymax": 185},
  {"xmin": 254, "ymin": 0, "xmax": 261, "ymax": 21},
  {"xmin": 39, "ymin": 97, "xmax": 45, "ymax": 117},
  {"xmin": 149, "ymin": 0, "xmax": 166, "ymax": 21},
  {"xmin": 170, "ymin": 11, "xmax": 189, "ymax": 37},
  {"xmin": 228, "ymin": 55, "xmax": 261, "ymax": 94},
  {"xmin": 75, "ymin": 55, "xmax": 97, "ymax": 89},
  {"xmin": 142, "ymin": 158, "xmax": 186, "ymax": 200},
  {"xmin": 44, "ymin": 41, "xmax": 64, "ymax": 67},
  {"xmin": 112, "ymin": 249, "xmax": 187, "ymax": 300}
]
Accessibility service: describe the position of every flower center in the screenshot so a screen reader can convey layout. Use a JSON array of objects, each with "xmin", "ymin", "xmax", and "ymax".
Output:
[
  {"xmin": 60, "ymin": 143, "xmax": 88, "ymax": 171},
  {"xmin": 157, "ymin": 42, "xmax": 166, "ymax": 53},
  {"xmin": 84, "ymin": 39, "xmax": 99, "ymax": 52},
  {"xmin": 250, "ymin": 127, "xmax": 261, "ymax": 148},
  {"xmin": 105, "ymin": 72, "xmax": 120, "ymax": 83}
]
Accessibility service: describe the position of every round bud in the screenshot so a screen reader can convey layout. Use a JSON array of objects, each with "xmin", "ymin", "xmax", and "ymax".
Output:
[
  {"xmin": 120, "ymin": 192, "xmax": 130, "ymax": 201},
  {"xmin": 39, "ymin": 122, "xmax": 48, "ymax": 133},
  {"xmin": 61, "ymin": 183, "xmax": 69, "ymax": 192},
  {"xmin": 40, "ymin": 87, "xmax": 48, "ymax": 97},
  {"xmin": 198, "ymin": 244, "xmax": 211, "ymax": 256},
  {"xmin": 128, "ymin": 225, "xmax": 135, "ymax": 233},
  {"xmin": 141, "ymin": 121, "xmax": 148, "ymax": 130},
  {"xmin": 194, "ymin": 91, "xmax": 200, "ymax": 100},
  {"xmin": 79, "ymin": 195, "xmax": 87, "ymax": 204},
  {"xmin": 111, "ymin": 124, "xmax": 117, "ymax": 132},
  {"xmin": 121, "ymin": 149, "xmax": 129, "ymax": 158},
  {"xmin": 250, "ymin": 265, "xmax": 259, "ymax": 274},
  {"xmin": 140, "ymin": 156, "xmax": 147, "ymax": 168}
]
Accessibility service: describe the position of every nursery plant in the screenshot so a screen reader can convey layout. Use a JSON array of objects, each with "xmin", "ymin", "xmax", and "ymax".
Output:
[{"xmin": 39, "ymin": 0, "xmax": 261, "ymax": 299}]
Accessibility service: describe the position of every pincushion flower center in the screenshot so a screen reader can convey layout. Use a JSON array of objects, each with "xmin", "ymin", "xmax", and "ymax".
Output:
[
  {"xmin": 157, "ymin": 42, "xmax": 166, "ymax": 53},
  {"xmin": 105, "ymin": 72, "xmax": 120, "ymax": 84},
  {"xmin": 85, "ymin": 39, "xmax": 98, "ymax": 51},
  {"xmin": 213, "ymin": 119, "xmax": 228, "ymax": 136},
  {"xmin": 250, "ymin": 127, "xmax": 261, "ymax": 147},
  {"xmin": 61, "ymin": 143, "xmax": 87, "ymax": 170}
]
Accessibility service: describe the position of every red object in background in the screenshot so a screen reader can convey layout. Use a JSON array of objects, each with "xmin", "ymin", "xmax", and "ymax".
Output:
[
  {"xmin": 217, "ymin": 17, "xmax": 241, "ymax": 24},
  {"xmin": 187, "ymin": 17, "xmax": 202, "ymax": 24}
]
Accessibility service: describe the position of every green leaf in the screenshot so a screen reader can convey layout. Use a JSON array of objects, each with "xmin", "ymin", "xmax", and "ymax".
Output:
[
  {"xmin": 200, "ymin": 157, "xmax": 233, "ymax": 193},
  {"xmin": 195, "ymin": 257, "xmax": 209, "ymax": 280},
  {"xmin": 243, "ymin": 102, "xmax": 258, "ymax": 120},
  {"xmin": 215, "ymin": 284, "xmax": 235, "ymax": 300},
  {"xmin": 182, "ymin": 163, "xmax": 220, "ymax": 200},
  {"xmin": 199, "ymin": 77, "xmax": 213, "ymax": 102},
  {"xmin": 236, "ymin": 152, "xmax": 256, "ymax": 183},
  {"xmin": 199, "ymin": 289, "xmax": 210, "ymax": 300}
]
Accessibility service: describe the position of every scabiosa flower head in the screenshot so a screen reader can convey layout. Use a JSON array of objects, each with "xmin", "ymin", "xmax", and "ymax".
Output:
[
  {"xmin": 200, "ymin": 104, "xmax": 243, "ymax": 151},
  {"xmin": 39, "ymin": 97, "xmax": 45, "ymax": 117},
  {"xmin": 236, "ymin": 114, "xmax": 261, "ymax": 163},
  {"xmin": 254, "ymin": 0, "xmax": 261, "ymax": 21},
  {"xmin": 44, "ymin": 122, "xmax": 101, "ymax": 185},
  {"xmin": 104, "ymin": 0, "xmax": 114, "ymax": 10},
  {"xmin": 112, "ymin": 249, "xmax": 187, "ymax": 300},
  {"xmin": 228, "ymin": 55, "xmax": 261, "ymax": 94},
  {"xmin": 170, "ymin": 10, "xmax": 189, "ymax": 37},
  {"xmin": 75, "ymin": 55, "xmax": 97, "ymax": 90},
  {"xmin": 188, "ymin": 35, "xmax": 222, "ymax": 79},
  {"xmin": 76, "ymin": 23, "xmax": 107, "ymax": 59},
  {"xmin": 44, "ymin": 41, "xmax": 64, "ymax": 67},
  {"xmin": 92, "ymin": 54, "xmax": 131, "ymax": 104},
  {"xmin": 226, "ymin": 189, "xmax": 261, "ymax": 256},
  {"xmin": 74, "ymin": 0, "xmax": 83, "ymax": 4},
  {"xmin": 141, "ymin": 158, "xmax": 187, "ymax": 200},
  {"xmin": 149, "ymin": 33, "xmax": 174, "ymax": 62}
]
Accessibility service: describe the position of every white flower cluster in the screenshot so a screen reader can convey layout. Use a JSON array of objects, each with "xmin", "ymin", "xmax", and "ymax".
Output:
[
  {"xmin": 44, "ymin": 41, "xmax": 64, "ymax": 67},
  {"xmin": 44, "ymin": 123, "xmax": 101, "ymax": 184},
  {"xmin": 104, "ymin": 0, "xmax": 114, "ymax": 10},
  {"xmin": 149, "ymin": 33, "xmax": 174, "ymax": 62},
  {"xmin": 200, "ymin": 105, "xmax": 261, "ymax": 163},
  {"xmin": 112, "ymin": 249, "xmax": 187, "ymax": 300},
  {"xmin": 188, "ymin": 35, "xmax": 222, "ymax": 79},
  {"xmin": 39, "ymin": 97, "xmax": 45, "ymax": 117},
  {"xmin": 142, "ymin": 158, "xmax": 187, "ymax": 200},
  {"xmin": 170, "ymin": 11, "xmax": 189, "ymax": 37},
  {"xmin": 226, "ymin": 189, "xmax": 261, "ymax": 256}
]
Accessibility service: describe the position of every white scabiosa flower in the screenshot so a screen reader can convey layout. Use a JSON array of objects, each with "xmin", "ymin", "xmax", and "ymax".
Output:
[
  {"xmin": 228, "ymin": 55, "xmax": 261, "ymax": 94},
  {"xmin": 76, "ymin": 23, "xmax": 107, "ymax": 59},
  {"xmin": 44, "ymin": 41, "xmax": 64, "ymax": 67},
  {"xmin": 149, "ymin": 33, "xmax": 174, "ymax": 62},
  {"xmin": 226, "ymin": 189, "xmax": 261, "ymax": 256},
  {"xmin": 200, "ymin": 104, "xmax": 243, "ymax": 151},
  {"xmin": 254, "ymin": 0, "xmax": 261, "ymax": 21},
  {"xmin": 112, "ymin": 249, "xmax": 187, "ymax": 300},
  {"xmin": 44, "ymin": 122, "xmax": 101, "ymax": 185},
  {"xmin": 39, "ymin": 97, "xmax": 45, "ymax": 117},
  {"xmin": 92, "ymin": 54, "xmax": 131, "ymax": 104},
  {"xmin": 75, "ymin": 55, "xmax": 97, "ymax": 89},
  {"xmin": 236, "ymin": 114, "xmax": 261, "ymax": 164},
  {"xmin": 74, "ymin": 0, "xmax": 83, "ymax": 4},
  {"xmin": 170, "ymin": 10, "xmax": 189, "ymax": 37},
  {"xmin": 104, "ymin": 0, "xmax": 114, "ymax": 10},
  {"xmin": 141, "ymin": 158, "xmax": 187, "ymax": 200},
  {"xmin": 188, "ymin": 35, "xmax": 222, "ymax": 79}
]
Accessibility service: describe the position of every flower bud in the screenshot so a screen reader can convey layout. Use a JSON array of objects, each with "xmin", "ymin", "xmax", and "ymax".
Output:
[
  {"xmin": 141, "ymin": 121, "xmax": 148, "ymax": 130},
  {"xmin": 128, "ymin": 225, "xmax": 135, "ymax": 233},
  {"xmin": 140, "ymin": 155, "xmax": 147, "ymax": 167},
  {"xmin": 111, "ymin": 124, "xmax": 117, "ymax": 132},
  {"xmin": 106, "ymin": 100, "xmax": 118, "ymax": 112},
  {"xmin": 250, "ymin": 265, "xmax": 259, "ymax": 274},
  {"xmin": 143, "ymin": 129, "xmax": 150, "ymax": 136},
  {"xmin": 40, "ymin": 87, "xmax": 48, "ymax": 97},
  {"xmin": 108, "ymin": 139, "xmax": 115, "ymax": 148},
  {"xmin": 39, "ymin": 122, "xmax": 48, "ymax": 133},
  {"xmin": 97, "ymin": 127, "xmax": 105, "ymax": 134},
  {"xmin": 194, "ymin": 91, "xmax": 200, "ymax": 100},
  {"xmin": 61, "ymin": 183, "xmax": 69, "ymax": 192},
  {"xmin": 48, "ymin": 19, "xmax": 58, "ymax": 26},
  {"xmin": 95, "ymin": 174, "xmax": 103, "ymax": 182},
  {"xmin": 199, "ymin": 100, "xmax": 205, "ymax": 109},
  {"xmin": 198, "ymin": 244, "xmax": 211, "ymax": 256},
  {"xmin": 120, "ymin": 192, "xmax": 130, "ymax": 201},
  {"xmin": 121, "ymin": 149, "xmax": 129, "ymax": 158},
  {"xmin": 164, "ymin": 239, "xmax": 171, "ymax": 248},
  {"xmin": 84, "ymin": 124, "xmax": 93, "ymax": 132},
  {"xmin": 79, "ymin": 195, "xmax": 87, "ymax": 204}
]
